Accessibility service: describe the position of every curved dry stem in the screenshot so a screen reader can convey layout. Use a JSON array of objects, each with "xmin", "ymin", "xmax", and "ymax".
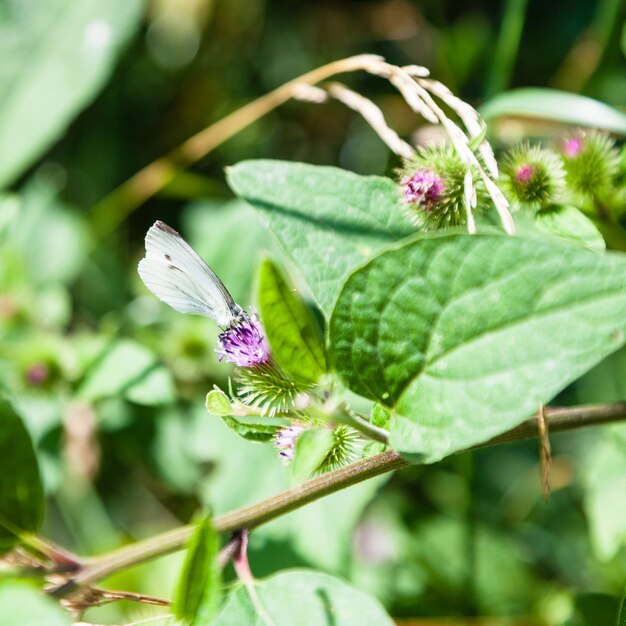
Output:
[{"xmin": 88, "ymin": 54, "xmax": 383, "ymax": 240}]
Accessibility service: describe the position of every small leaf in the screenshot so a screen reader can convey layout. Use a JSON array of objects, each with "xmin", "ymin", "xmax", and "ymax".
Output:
[
  {"xmin": 258, "ymin": 258, "xmax": 326, "ymax": 384},
  {"xmin": 173, "ymin": 513, "xmax": 221, "ymax": 625},
  {"xmin": 329, "ymin": 233, "xmax": 626, "ymax": 461},
  {"xmin": 290, "ymin": 429, "xmax": 335, "ymax": 482},
  {"xmin": 480, "ymin": 88, "xmax": 626, "ymax": 135},
  {"xmin": 221, "ymin": 415, "xmax": 288, "ymax": 443},
  {"xmin": 227, "ymin": 160, "xmax": 414, "ymax": 317},
  {"xmin": 371, "ymin": 404, "xmax": 393, "ymax": 429},
  {"xmin": 213, "ymin": 569, "xmax": 395, "ymax": 626},
  {"xmin": 0, "ymin": 582, "xmax": 72, "ymax": 625},
  {"xmin": 206, "ymin": 388, "xmax": 233, "ymax": 416},
  {"xmin": 0, "ymin": 398, "xmax": 44, "ymax": 553}
]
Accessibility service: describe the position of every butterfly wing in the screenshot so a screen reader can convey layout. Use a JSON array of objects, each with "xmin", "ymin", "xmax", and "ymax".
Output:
[{"xmin": 138, "ymin": 221, "xmax": 242, "ymax": 326}]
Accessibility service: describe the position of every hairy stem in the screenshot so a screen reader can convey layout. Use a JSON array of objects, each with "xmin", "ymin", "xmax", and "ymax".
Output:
[{"xmin": 59, "ymin": 402, "xmax": 626, "ymax": 590}]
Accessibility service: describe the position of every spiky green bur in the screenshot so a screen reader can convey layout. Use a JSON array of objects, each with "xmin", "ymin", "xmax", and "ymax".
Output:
[
  {"xmin": 399, "ymin": 145, "xmax": 487, "ymax": 230},
  {"xmin": 314, "ymin": 425, "xmax": 362, "ymax": 474},
  {"xmin": 500, "ymin": 143, "xmax": 565, "ymax": 211},
  {"xmin": 235, "ymin": 362, "xmax": 303, "ymax": 417},
  {"xmin": 560, "ymin": 132, "xmax": 619, "ymax": 198}
]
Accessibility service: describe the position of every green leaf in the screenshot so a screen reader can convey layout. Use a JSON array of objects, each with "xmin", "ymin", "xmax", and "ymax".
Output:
[
  {"xmin": 618, "ymin": 591, "xmax": 626, "ymax": 626},
  {"xmin": 226, "ymin": 160, "xmax": 415, "ymax": 316},
  {"xmin": 508, "ymin": 206, "xmax": 606, "ymax": 252},
  {"xmin": 0, "ymin": 582, "xmax": 72, "ymax": 626},
  {"xmin": 213, "ymin": 569, "xmax": 395, "ymax": 626},
  {"xmin": 257, "ymin": 258, "xmax": 326, "ymax": 384},
  {"xmin": 479, "ymin": 88, "xmax": 626, "ymax": 135},
  {"xmin": 582, "ymin": 426, "xmax": 626, "ymax": 561},
  {"xmin": 173, "ymin": 513, "xmax": 221, "ymax": 626},
  {"xmin": 2, "ymin": 182, "xmax": 89, "ymax": 287},
  {"xmin": 78, "ymin": 339, "xmax": 175, "ymax": 405},
  {"xmin": 206, "ymin": 388, "xmax": 233, "ymax": 416},
  {"xmin": 0, "ymin": 0, "xmax": 144, "ymax": 188},
  {"xmin": 220, "ymin": 415, "xmax": 288, "ymax": 443},
  {"xmin": 0, "ymin": 399, "xmax": 44, "ymax": 553},
  {"xmin": 533, "ymin": 206, "xmax": 606, "ymax": 252},
  {"xmin": 290, "ymin": 429, "xmax": 334, "ymax": 482},
  {"xmin": 329, "ymin": 233, "xmax": 626, "ymax": 461},
  {"xmin": 206, "ymin": 385, "xmax": 289, "ymax": 443}
]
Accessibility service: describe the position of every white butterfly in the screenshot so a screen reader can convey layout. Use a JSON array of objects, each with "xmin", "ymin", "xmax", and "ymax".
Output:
[{"xmin": 138, "ymin": 220, "xmax": 244, "ymax": 327}]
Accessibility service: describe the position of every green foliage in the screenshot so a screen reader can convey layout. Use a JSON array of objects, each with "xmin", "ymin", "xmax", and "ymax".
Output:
[
  {"xmin": 226, "ymin": 160, "xmax": 415, "ymax": 316},
  {"xmin": 329, "ymin": 234, "xmax": 626, "ymax": 461},
  {"xmin": 582, "ymin": 426, "xmax": 626, "ymax": 561},
  {"xmin": 221, "ymin": 415, "xmax": 288, "ymax": 443},
  {"xmin": 257, "ymin": 258, "xmax": 326, "ymax": 385},
  {"xmin": 290, "ymin": 429, "xmax": 335, "ymax": 482},
  {"xmin": 213, "ymin": 569, "xmax": 395, "ymax": 626},
  {"xmin": 78, "ymin": 338, "xmax": 175, "ymax": 405},
  {"xmin": 534, "ymin": 205, "xmax": 606, "ymax": 252},
  {"xmin": 0, "ymin": 582, "xmax": 72, "ymax": 625},
  {"xmin": 0, "ymin": 0, "xmax": 144, "ymax": 188},
  {"xmin": 479, "ymin": 88, "xmax": 626, "ymax": 134},
  {"xmin": 173, "ymin": 513, "xmax": 221, "ymax": 625},
  {"xmin": 0, "ymin": 399, "xmax": 44, "ymax": 553},
  {"xmin": 1, "ymin": 2, "xmax": 626, "ymax": 622}
]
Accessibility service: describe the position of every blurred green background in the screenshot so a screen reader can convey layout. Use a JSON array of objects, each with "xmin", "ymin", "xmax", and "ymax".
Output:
[{"xmin": 1, "ymin": 0, "xmax": 625, "ymax": 624}]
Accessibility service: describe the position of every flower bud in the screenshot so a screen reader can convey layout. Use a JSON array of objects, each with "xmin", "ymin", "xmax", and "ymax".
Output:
[
  {"xmin": 559, "ymin": 131, "xmax": 619, "ymax": 198},
  {"xmin": 398, "ymin": 146, "xmax": 487, "ymax": 230},
  {"xmin": 500, "ymin": 143, "xmax": 565, "ymax": 210}
]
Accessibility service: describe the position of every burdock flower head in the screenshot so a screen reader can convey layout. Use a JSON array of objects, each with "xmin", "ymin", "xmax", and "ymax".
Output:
[
  {"xmin": 402, "ymin": 169, "xmax": 445, "ymax": 209},
  {"xmin": 559, "ymin": 131, "xmax": 619, "ymax": 198},
  {"xmin": 275, "ymin": 424, "xmax": 305, "ymax": 463},
  {"xmin": 398, "ymin": 145, "xmax": 487, "ymax": 230},
  {"xmin": 500, "ymin": 143, "xmax": 565, "ymax": 211},
  {"xmin": 216, "ymin": 312, "xmax": 271, "ymax": 368}
]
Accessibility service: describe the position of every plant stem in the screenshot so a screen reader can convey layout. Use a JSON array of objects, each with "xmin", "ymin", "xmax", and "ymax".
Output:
[
  {"xmin": 59, "ymin": 402, "xmax": 626, "ymax": 590},
  {"xmin": 339, "ymin": 408, "xmax": 390, "ymax": 444}
]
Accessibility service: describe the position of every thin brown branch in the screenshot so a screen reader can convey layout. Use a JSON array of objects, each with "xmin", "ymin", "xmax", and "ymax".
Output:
[{"xmin": 54, "ymin": 402, "xmax": 626, "ymax": 592}]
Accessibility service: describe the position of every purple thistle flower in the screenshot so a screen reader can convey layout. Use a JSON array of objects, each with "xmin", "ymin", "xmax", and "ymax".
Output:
[
  {"xmin": 216, "ymin": 313, "xmax": 271, "ymax": 368},
  {"xmin": 275, "ymin": 424, "xmax": 305, "ymax": 462},
  {"xmin": 515, "ymin": 163, "xmax": 535, "ymax": 184},
  {"xmin": 26, "ymin": 363, "xmax": 49, "ymax": 386},
  {"xmin": 402, "ymin": 168, "xmax": 445, "ymax": 211},
  {"xmin": 563, "ymin": 137, "xmax": 583, "ymax": 158}
]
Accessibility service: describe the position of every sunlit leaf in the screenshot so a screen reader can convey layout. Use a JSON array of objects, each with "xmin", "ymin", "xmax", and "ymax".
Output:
[
  {"xmin": 227, "ymin": 160, "xmax": 414, "ymax": 316},
  {"xmin": 329, "ymin": 233, "xmax": 626, "ymax": 461},
  {"xmin": 480, "ymin": 88, "xmax": 626, "ymax": 135},
  {"xmin": 258, "ymin": 258, "xmax": 326, "ymax": 384}
]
